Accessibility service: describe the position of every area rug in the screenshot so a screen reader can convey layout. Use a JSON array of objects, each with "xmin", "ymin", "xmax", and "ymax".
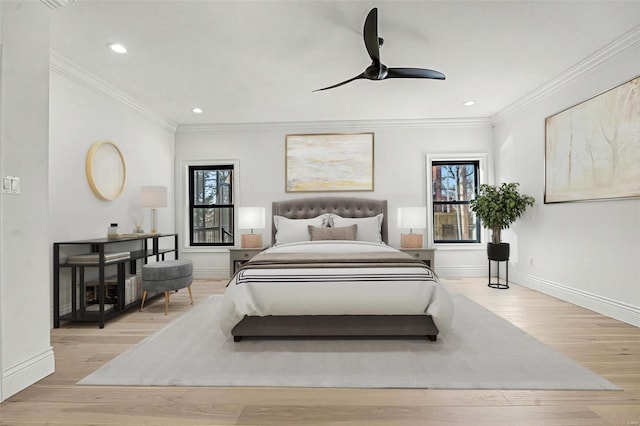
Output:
[{"xmin": 79, "ymin": 294, "xmax": 619, "ymax": 390}]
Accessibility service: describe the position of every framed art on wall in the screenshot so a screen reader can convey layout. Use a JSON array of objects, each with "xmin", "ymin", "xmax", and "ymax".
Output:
[
  {"xmin": 285, "ymin": 132, "xmax": 374, "ymax": 192},
  {"xmin": 544, "ymin": 76, "xmax": 640, "ymax": 203}
]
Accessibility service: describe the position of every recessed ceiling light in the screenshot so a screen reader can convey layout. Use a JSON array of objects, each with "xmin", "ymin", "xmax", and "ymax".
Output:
[
  {"xmin": 463, "ymin": 100, "xmax": 476, "ymax": 106},
  {"xmin": 192, "ymin": 107, "xmax": 203, "ymax": 114},
  {"xmin": 107, "ymin": 43, "xmax": 127, "ymax": 54}
]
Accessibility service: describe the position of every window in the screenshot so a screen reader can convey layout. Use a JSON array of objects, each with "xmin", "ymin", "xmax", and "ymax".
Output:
[
  {"xmin": 189, "ymin": 165, "xmax": 234, "ymax": 246},
  {"xmin": 432, "ymin": 161, "xmax": 480, "ymax": 243}
]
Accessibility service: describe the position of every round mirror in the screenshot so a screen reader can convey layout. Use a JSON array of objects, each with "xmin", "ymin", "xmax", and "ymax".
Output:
[{"xmin": 85, "ymin": 140, "xmax": 127, "ymax": 200}]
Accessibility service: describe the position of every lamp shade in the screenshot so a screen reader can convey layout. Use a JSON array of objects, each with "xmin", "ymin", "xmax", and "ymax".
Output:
[
  {"xmin": 140, "ymin": 186, "xmax": 167, "ymax": 208},
  {"xmin": 238, "ymin": 207, "xmax": 265, "ymax": 230},
  {"xmin": 397, "ymin": 207, "xmax": 427, "ymax": 229}
]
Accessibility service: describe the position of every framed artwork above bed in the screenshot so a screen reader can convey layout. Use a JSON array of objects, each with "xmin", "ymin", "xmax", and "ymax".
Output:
[{"xmin": 285, "ymin": 132, "xmax": 374, "ymax": 192}]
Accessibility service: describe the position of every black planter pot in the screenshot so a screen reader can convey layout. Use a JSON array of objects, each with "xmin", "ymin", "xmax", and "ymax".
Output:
[{"xmin": 487, "ymin": 242, "xmax": 510, "ymax": 261}]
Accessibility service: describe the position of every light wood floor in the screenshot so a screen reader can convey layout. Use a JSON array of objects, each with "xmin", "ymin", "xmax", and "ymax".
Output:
[{"xmin": 1, "ymin": 277, "xmax": 638, "ymax": 425}]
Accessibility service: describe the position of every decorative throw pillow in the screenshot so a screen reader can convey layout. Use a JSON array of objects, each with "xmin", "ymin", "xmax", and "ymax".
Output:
[
  {"xmin": 273, "ymin": 215, "xmax": 329, "ymax": 245},
  {"xmin": 331, "ymin": 214, "xmax": 384, "ymax": 243},
  {"xmin": 308, "ymin": 224, "xmax": 357, "ymax": 241}
]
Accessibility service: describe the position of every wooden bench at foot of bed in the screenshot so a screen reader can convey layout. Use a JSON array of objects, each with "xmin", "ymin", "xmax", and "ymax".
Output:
[{"xmin": 231, "ymin": 314, "xmax": 439, "ymax": 342}]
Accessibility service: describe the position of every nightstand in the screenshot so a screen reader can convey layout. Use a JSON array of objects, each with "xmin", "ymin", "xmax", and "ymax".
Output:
[
  {"xmin": 229, "ymin": 247, "xmax": 265, "ymax": 275},
  {"xmin": 397, "ymin": 248, "xmax": 435, "ymax": 269}
]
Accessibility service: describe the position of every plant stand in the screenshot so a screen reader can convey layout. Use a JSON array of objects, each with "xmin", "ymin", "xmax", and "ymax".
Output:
[{"xmin": 488, "ymin": 259, "xmax": 509, "ymax": 289}]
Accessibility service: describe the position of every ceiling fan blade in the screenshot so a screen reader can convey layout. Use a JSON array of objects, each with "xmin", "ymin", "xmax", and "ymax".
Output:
[
  {"xmin": 315, "ymin": 9, "xmax": 446, "ymax": 92},
  {"xmin": 386, "ymin": 67, "xmax": 446, "ymax": 80},
  {"xmin": 363, "ymin": 8, "xmax": 380, "ymax": 66},
  {"xmin": 313, "ymin": 73, "xmax": 366, "ymax": 92}
]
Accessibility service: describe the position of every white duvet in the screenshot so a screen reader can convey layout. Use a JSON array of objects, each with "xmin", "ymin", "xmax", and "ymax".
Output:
[{"xmin": 219, "ymin": 241, "xmax": 454, "ymax": 335}]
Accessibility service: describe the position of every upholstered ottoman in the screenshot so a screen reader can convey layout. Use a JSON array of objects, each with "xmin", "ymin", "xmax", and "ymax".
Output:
[{"xmin": 139, "ymin": 259, "xmax": 193, "ymax": 315}]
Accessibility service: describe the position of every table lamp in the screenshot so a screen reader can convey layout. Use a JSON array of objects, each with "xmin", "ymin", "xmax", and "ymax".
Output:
[
  {"xmin": 397, "ymin": 206, "xmax": 426, "ymax": 248},
  {"xmin": 238, "ymin": 207, "xmax": 265, "ymax": 248},
  {"xmin": 140, "ymin": 186, "xmax": 167, "ymax": 234}
]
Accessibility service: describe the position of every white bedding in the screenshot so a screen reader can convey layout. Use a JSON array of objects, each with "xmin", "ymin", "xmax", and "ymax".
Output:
[{"xmin": 219, "ymin": 241, "xmax": 454, "ymax": 335}]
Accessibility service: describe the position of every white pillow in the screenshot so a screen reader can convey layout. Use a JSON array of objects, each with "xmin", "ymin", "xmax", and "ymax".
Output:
[
  {"xmin": 331, "ymin": 214, "xmax": 384, "ymax": 244},
  {"xmin": 273, "ymin": 214, "xmax": 329, "ymax": 245}
]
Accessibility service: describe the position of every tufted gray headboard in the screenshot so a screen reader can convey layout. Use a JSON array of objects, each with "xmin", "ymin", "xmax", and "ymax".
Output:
[{"xmin": 271, "ymin": 197, "xmax": 388, "ymax": 245}]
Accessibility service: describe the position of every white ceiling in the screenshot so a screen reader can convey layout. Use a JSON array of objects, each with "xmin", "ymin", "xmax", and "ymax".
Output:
[{"xmin": 49, "ymin": 1, "xmax": 640, "ymax": 125}]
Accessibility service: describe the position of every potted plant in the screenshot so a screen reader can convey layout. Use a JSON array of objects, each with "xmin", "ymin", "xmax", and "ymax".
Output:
[{"xmin": 469, "ymin": 182, "xmax": 535, "ymax": 261}]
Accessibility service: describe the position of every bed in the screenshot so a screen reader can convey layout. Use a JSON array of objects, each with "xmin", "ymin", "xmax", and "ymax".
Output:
[{"xmin": 219, "ymin": 197, "xmax": 454, "ymax": 341}]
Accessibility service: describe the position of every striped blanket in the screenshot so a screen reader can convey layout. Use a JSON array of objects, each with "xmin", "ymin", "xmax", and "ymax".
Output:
[{"xmin": 219, "ymin": 241, "xmax": 453, "ymax": 335}]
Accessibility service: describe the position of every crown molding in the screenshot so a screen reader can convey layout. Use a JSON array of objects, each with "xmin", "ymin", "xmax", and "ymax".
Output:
[
  {"xmin": 50, "ymin": 47, "xmax": 488, "ymax": 135},
  {"xmin": 41, "ymin": 0, "xmax": 75, "ymax": 9},
  {"xmin": 176, "ymin": 117, "xmax": 492, "ymax": 134},
  {"xmin": 492, "ymin": 25, "xmax": 640, "ymax": 124},
  {"xmin": 49, "ymin": 50, "xmax": 178, "ymax": 133}
]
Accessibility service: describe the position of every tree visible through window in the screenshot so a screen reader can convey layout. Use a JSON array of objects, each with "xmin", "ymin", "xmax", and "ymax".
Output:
[
  {"xmin": 432, "ymin": 161, "xmax": 480, "ymax": 243},
  {"xmin": 189, "ymin": 165, "xmax": 234, "ymax": 246}
]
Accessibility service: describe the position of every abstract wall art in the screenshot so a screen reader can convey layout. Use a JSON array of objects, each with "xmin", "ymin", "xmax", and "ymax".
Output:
[
  {"xmin": 545, "ymin": 76, "xmax": 640, "ymax": 203},
  {"xmin": 285, "ymin": 133, "xmax": 374, "ymax": 192}
]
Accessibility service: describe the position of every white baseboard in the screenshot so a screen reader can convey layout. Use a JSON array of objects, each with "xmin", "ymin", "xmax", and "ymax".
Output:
[
  {"xmin": 193, "ymin": 267, "xmax": 229, "ymax": 280},
  {"xmin": 2, "ymin": 347, "xmax": 55, "ymax": 402},
  {"xmin": 511, "ymin": 271, "xmax": 640, "ymax": 327}
]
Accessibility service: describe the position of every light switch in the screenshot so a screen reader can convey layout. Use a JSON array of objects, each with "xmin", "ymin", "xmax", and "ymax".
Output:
[{"xmin": 2, "ymin": 176, "xmax": 20, "ymax": 194}]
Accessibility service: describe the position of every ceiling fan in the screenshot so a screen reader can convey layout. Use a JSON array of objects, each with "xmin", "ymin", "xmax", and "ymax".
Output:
[{"xmin": 315, "ymin": 7, "xmax": 445, "ymax": 92}]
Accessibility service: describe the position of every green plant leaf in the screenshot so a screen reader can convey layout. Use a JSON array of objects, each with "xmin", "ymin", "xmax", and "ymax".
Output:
[{"xmin": 469, "ymin": 182, "xmax": 535, "ymax": 243}]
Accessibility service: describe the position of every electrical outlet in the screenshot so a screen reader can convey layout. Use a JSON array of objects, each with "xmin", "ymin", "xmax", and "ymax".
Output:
[
  {"xmin": 2, "ymin": 176, "xmax": 20, "ymax": 195},
  {"xmin": 529, "ymin": 257, "xmax": 534, "ymax": 267}
]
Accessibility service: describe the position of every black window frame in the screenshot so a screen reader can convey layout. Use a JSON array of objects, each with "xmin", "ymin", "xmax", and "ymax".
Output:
[
  {"xmin": 188, "ymin": 164, "xmax": 234, "ymax": 247},
  {"xmin": 432, "ymin": 160, "xmax": 481, "ymax": 244}
]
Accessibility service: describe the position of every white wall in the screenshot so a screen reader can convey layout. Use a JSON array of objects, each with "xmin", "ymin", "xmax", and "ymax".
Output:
[
  {"xmin": 0, "ymin": 6, "xmax": 177, "ymax": 399},
  {"xmin": 0, "ymin": 1, "xmax": 54, "ymax": 402},
  {"xmin": 492, "ymin": 41, "xmax": 640, "ymax": 326},
  {"xmin": 49, "ymin": 59, "xmax": 176, "ymax": 244},
  {"xmin": 175, "ymin": 120, "xmax": 494, "ymax": 279}
]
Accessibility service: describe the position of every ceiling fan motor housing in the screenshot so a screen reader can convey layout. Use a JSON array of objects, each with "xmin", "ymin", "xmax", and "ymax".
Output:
[{"xmin": 365, "ymin": 63, "xmax": 388, "ymax": 80}]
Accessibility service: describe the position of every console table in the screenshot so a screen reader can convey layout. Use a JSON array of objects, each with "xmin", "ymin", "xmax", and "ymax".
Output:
[{"xmin": 53, "ymin": 233, "xmax": 178, "ymax": 328}]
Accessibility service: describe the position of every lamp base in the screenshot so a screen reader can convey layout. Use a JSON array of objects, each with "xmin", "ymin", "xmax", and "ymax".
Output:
[
  {"xmin": 149, "ymin": 208, "xmax": 159, "ymax": 235},
  {"xmin": 401, "ymin": 233, "xmax": 422, "ymax": 248},
  {"xmin": 241, "ymin": 234, "xmax": 262, "ymax": 248}
]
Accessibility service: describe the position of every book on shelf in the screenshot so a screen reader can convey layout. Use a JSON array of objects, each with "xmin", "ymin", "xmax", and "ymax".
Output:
[
  {"xmin": 125, "ymin": 274, "xmax": 142, "ymax": 305},
  {"xmin": 66, "ymin": 251, "xmax": 130, "ymax": 264}
]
